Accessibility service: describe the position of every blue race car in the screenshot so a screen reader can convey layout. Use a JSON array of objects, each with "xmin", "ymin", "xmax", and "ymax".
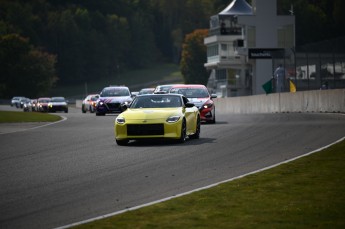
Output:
[{"xmin": 95, "ymin": 86, "xmax": 133, "ymax": 116}]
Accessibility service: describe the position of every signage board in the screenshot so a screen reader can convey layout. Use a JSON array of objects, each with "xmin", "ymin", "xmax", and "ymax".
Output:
[{"xmin": 248, "ymin": 48, "xmax": 285, "ymax": 59}]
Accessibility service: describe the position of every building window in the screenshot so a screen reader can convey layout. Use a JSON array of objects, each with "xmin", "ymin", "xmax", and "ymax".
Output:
[
  {"xmin": 247, "ymin": 26, "xmax": 256, "ymax": 48},
  {"xmin": 207, "ymin": 45, "xmax": 219, "ymax": 57},
  {"xmin": 278, "ymin": 25, "xmax": 294, "ymax": 48},
  {"xmin": 216, "ymin": 69, "xmax": 227, "ymax": 81}
]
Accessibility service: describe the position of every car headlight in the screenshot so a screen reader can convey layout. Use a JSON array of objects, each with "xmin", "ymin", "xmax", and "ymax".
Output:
[
  {"xmin": 98, "ymin": 101, "xmax": 104, "ymax": 106},
  {"xmin": 203, "ymin": 103, "xmax": 213, "ymax": 109},
  {"xmin": 166, "ymin": 116, "xmax": 181, "ymax": 123},
  {"xmin": 116, "ymin": 117, "xmax": 126, "ymax": 124},
  {"xmin": 48, "ymin": 103, "xmax": 52, "ymax": 108}
]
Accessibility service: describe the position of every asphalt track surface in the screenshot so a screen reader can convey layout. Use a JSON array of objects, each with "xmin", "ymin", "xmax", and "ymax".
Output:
[{"xmin": 1, "ymin": 106, "xmax": 345, "ymax": 229}]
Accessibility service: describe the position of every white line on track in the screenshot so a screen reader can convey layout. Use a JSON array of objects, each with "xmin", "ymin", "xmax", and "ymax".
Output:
[{"xmin": 54, "ymin": 136, "xmax": 345, "ymax": 229}]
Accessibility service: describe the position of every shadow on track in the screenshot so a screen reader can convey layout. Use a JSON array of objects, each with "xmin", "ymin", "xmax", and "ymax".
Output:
[{"xmin": 119, "ymin": 137, "xmax": 216, "ymax": 147}]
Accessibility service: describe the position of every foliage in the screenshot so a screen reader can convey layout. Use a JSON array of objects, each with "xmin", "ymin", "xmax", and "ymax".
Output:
[
  {"xmin": 148, "ymin": 0, "xmax": 216, "ymax": 62},
  {"xmin": 180, "ymin": 29, "xmax": 209, "ymax": 85},
  {"xmin": 49, "ymin": 63, "xmax": 183, "ymax": 98},
  {"xmin": 278, "ymin": 0, "xmax": 345, "ymax": 45},
  {"xmin": 0, "ymin": 0, "xmax": 344, "ymax": 98},
  {"xmin": 0, "ymin": 34, "xmax": 57, "ymax": 98}
]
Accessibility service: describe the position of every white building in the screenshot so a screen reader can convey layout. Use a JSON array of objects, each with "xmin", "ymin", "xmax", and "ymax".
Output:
[{"xmin": 204, "ymin": 0, "xmax": 295, "ymax": 97}]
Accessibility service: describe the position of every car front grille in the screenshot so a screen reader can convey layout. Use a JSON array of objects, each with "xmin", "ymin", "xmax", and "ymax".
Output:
[
  {"xmin": 52, "ymin": 105, "xmax": 66, "ymax": 110},
  {"xmin": 127, "ymin": 124, "xmax": 164, "ymax": 136},
  {"xmin": 106, "ymin": 102, "xmax": 121, "ymax": 111}
]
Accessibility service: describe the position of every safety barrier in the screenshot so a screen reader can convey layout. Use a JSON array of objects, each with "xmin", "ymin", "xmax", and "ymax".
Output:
[{"xmin": 213, "ymin": 89, "xmax": 345, "ymax": 114}]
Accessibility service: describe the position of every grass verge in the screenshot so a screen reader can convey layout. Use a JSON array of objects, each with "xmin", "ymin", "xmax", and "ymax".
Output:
[
  {"xmin": 0, "ymin": 111, "xmax": 62, "ymax": 123},
  {"xmin": 73, "ymin": 139, "xmax": 345, "ymax": 229}
]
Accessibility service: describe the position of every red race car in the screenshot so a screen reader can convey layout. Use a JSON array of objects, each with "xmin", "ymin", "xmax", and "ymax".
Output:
[
  {"xmin": 82, "ymin": 94, "xmax": 100, "ymax": 113},
  {"xmin": 169, "ymin": 84, "xmax": 217, "ymax": 123},
  {"xmin": 37, "ymin": 97, "xmax": 51, "ymax": 112}
]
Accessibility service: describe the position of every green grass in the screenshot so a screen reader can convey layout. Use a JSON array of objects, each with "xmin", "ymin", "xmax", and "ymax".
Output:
[
  {"xmin": 50, "ymin": 63, "xmax": 183, "ymax": 98},
  {"xmin": 0, "ymin": 111, "xmax": 62, "ymax": 123},
  {"xmin": 73, "ymin": 139, "xmax": 345, "ymax": 229}
]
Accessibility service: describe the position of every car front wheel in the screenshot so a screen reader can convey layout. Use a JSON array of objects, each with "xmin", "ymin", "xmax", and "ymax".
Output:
[
  {"xmin": 207, "ymin": 109, "xmax": 216, "ymax": 124},
  {"xmin": 189, "ymin": 116, "xmax": 200, "ymax": 139},
  {"xmin": 178, "ymin": 119, "xmax": 187, "ymax": 143}
]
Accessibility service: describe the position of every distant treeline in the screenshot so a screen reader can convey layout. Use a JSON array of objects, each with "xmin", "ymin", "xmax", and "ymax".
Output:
[{"xmin": 0, "ymin": 0, "xmax": 344, "ymax": 97}]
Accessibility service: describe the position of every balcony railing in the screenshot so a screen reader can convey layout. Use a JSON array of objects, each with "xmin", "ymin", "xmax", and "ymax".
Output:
[
  {"xmin": 206, "ymin": 55, "xmax": 244, "ymax": 67},
  {"xmin": 208, "ymin": 27, "xmax": 242, "ymax": 36}
]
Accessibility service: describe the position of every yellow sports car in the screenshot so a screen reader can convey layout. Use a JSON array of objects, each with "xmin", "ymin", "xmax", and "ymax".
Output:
[{"xmin": 115, "ymin": 94, "xmax": 200, "ymax": 145}]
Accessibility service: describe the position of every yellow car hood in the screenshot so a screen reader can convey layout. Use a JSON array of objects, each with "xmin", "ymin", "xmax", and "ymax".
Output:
[{"xmin": 121, "ymin": 108, "xmax": 182, "ymax": 120}]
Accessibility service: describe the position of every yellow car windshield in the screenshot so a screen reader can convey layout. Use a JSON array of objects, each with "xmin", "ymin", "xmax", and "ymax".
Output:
[{"xmin": 131, "ymin": 95, "xmax": 182, "ymax": 108}]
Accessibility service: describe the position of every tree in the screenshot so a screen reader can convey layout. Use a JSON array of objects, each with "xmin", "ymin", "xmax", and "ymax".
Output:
[
  {"xmin": 46, "ymin": 9, "xmax": 83, "ymax": 84},
  {"xmin": 278, "ymin": 0, "xmax": 344, "ymax": 45},
  {"xmin": 180, "ymin": 29, "xmax": 209, "ymax": 85},
  {"xmin": 127, "ymin": 10, "xmax": 158, "ymax": 68},
  {"xmin": 0, "ymin": 34, "xmax": 57, "ymax": 98},
  {"xmin": 332, "ymin": 0, "xmax": 345, "ymax": 37},
  {"xmin": 105, "ymin": 14, "xmax": 130, "ymax": 78},
  {"xmin": 149, "ymin": 0, "xmax": 216, "ymax": 63},
  {"xmin": 1, "ymin": 0, "xmax": 344, "ymax": 91}
]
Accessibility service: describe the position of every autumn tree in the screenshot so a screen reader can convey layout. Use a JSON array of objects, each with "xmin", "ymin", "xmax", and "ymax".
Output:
[{"xmin": 180, "ymin": 29, "xmax": 209, "ymax": 85}]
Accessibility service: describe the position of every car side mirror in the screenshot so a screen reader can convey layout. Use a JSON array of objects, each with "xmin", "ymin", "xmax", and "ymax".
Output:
[
  {"xmin": 185, "ymin": 102, "xmax": 195, "ymax": 108},
  {"xmin": 131, "ymin": 92, "xmax": 139, "ymax": 98},
  {"xmin": 121, "ymin": 104, "xmax": 128, "ymax": 111},
  {"xmin": 211, "ymin": 94, "xmax": 217, "ymax": 99}
]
